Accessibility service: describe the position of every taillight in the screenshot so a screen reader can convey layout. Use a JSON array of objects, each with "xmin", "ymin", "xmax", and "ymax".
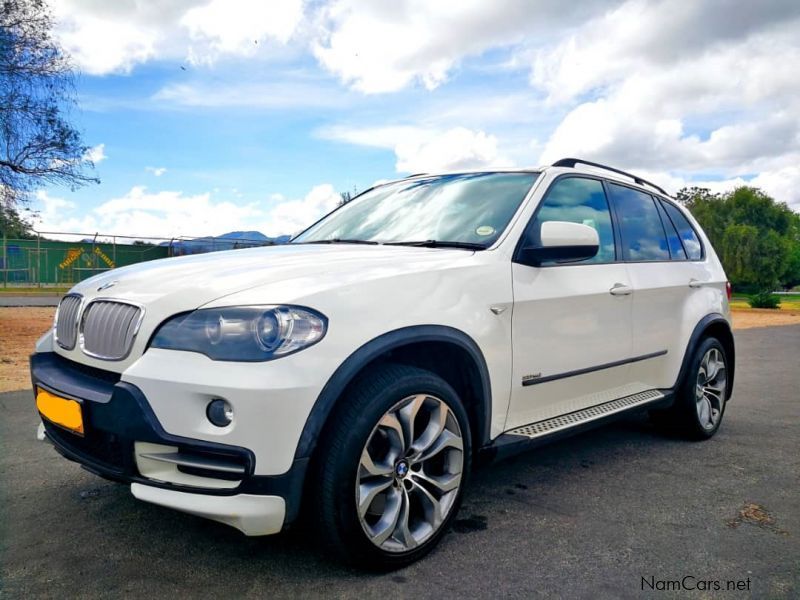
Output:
[{"xmin": 726, "ymin": 281, "xmax": 732, "ymax": 301}]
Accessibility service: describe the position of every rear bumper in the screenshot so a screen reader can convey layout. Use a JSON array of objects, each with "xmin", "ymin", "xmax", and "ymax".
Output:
[{"xmin": 31, "ymin": 351, "xmax": 307, "ymax": 532}]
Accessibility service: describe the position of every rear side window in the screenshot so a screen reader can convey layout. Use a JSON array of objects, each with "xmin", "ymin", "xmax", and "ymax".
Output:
[
  {"xmin": 655, "ymin": 200, "xmax": 687, "ymax": 260},
  {"xmin": 607, "ymin": 183, "xmax": 669, "ymax": 261},
  {"xmin": 660, "ymin": 200, "xmax": 703, "ymax": 260},
  {"xmin": 527, "ymin": 177, "xmax": 615, "ymax": 264}
]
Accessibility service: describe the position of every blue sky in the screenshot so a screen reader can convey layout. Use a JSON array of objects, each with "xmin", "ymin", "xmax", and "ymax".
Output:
[{"xmin": 34, "ymin": 0, "xmax": 800, "ymax": 239}]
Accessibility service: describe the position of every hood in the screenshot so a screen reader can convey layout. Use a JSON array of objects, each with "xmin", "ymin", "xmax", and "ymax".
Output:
[{"xmin": 71, "ymin": 243, "xmax": 473, "ymax": 311}]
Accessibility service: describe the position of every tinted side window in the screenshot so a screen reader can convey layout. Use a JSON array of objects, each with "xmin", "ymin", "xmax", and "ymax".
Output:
[
  {"xmin": 655, "ymin": 199, "xmax": 687, "ymax": 260},
  {"xmin": 528, "ymin": 177, "xmax": 615, "ymax": 264},
  {"xmin": 608, "ymin": 183, "xmax": 669, "ymax": 261},
  {"xmin": 661, "ymin": 200, "xmax": 703, "ymax": 260}
]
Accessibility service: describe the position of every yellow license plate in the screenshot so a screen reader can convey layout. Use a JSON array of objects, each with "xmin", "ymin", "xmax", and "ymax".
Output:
[{"xmin": 36, "ymin": 388, "xmax": 84, "ymax": 436}]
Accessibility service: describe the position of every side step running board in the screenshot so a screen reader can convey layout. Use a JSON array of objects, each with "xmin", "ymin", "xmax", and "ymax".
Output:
[
  {"xmin": 507, "ymin": 389, "xmax": 665, "ymax": 439},
  {"xmin": 480, "ymin": 389, "xmax": 670, "ymax": 465}
]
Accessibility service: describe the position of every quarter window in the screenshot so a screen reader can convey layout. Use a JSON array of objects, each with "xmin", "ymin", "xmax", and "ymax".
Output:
[
  {"xmin": 527, "ymin": 177, "xmax": 615, "ymax": 264},
  {"xmin": 608, "ymin": 183, "xmax": 669, "ymax": 261},
  {"xmin": 660, "ymin": 200, "xmax": 703, "ymax": 260},
  {"xmin": 655, "ymin": 200, "xmax": 687, "ymax": 260}
]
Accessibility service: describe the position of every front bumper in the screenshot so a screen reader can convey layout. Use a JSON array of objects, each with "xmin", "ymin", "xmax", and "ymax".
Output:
[{"xmin": 31, "ymin": 352, "xmax": 308, "ymax": 534}]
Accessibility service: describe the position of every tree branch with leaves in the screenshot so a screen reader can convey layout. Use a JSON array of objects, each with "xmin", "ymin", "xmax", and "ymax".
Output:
[{"xmin": 0, "ymin": 0, "xmax": 97, "ymax": 219}]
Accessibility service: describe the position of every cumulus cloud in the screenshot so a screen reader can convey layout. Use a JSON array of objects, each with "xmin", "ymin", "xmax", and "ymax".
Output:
[
  {"xmin": 145, "ymin": 166, "xmax": 167, "ymax": 177},
  {"xmin": 181, "ymin": 0, "xmax": 303, "ymax": 64},
  {"xmin": 33, "ymin": 184, "xmax": 342, "ymax": 239},
  {"xmin": 312, "ymin": 0, "xmax": 608, "ymax": 93},
  {"xmin": 530, "ymin": 0, "xmax": 800, "ymax": 207},
  {"xmin": 53, "ymin": 0, "xmax": 304, "ymax": 75},
  {"xmin": 320, "ymin": 125, "xmax": 508, "ymax": 173}
]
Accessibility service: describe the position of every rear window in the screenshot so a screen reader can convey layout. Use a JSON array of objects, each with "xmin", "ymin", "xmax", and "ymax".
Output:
[
  {"xmin": 607, "ymin": 183, "xmax": 669, "ymax": 261},
  {"xmin": 660, "ymin": 200, "xmax": 703, "ymax": 260}
]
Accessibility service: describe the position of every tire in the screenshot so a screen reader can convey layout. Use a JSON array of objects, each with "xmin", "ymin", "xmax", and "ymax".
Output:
[
  {"xmin": 313, "ymin": 362, "xmax": 472, "ymax": 569},
  {"xmin": 651, "ymin": 337, "xmax": 729, "ymax": 440}
]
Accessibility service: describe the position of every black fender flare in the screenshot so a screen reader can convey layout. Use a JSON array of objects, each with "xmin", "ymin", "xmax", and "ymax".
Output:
[
  {"xmin": 672, "ymin": 313, "xmax": 735, "ymax": 399},
  {"xmin": 293, "ymin": 325, "xmax": 493, "ymax": 460}
]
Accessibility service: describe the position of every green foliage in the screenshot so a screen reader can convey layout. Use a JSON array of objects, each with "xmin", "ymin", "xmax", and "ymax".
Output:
[
  {"xmin": 747, "ymin": 291, "xmax": 781, "ymax": 309},
  {"xmin": 678, "ymin": 185, "xmax": 799, "ymax": 294},
  {"xmin": 0, "ymin": 202, "xmax": 34, "ymax": 238}
]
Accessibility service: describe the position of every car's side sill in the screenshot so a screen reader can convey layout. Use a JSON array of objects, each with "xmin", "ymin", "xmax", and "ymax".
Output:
[{"xmin": 479, "ymin": 389, "xmax": 673, "ymax": 465}]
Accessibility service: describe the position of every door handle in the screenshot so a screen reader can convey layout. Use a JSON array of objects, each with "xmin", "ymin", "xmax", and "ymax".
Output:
[
  {"xmin": 688, "ymin": 279, "xmax": 704, "ymax": 288},
  {"xmin": 609, "ymin": 283, "xmax": 633, "ymax": 296}
]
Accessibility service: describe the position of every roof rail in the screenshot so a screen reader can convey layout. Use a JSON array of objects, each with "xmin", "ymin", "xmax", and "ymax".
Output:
[{"xmin": 551, "ymin": 158, "xmax": 668, "ymax": 196}]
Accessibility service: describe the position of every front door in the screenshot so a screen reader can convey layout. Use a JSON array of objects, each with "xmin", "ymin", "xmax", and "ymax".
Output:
[{"xmin": 506, "ymin": 176, "xmax": 635, "ymax": 429}]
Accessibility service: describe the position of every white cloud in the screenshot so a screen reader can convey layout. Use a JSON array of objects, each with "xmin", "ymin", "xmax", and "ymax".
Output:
[
  {"xmin": 53, "ymin": 0, "xmax": 305, "ymax": 75},
  {"xmin": 146, "ymin": 167, "xmax": 167, "ymax": 177},
  {"xmin": 181, "ymin": 0, "xmax": 303, "ymax": 64},
  {"xmin": 32, "ymin": 184, "xmax": 341, "ymax": 239},
  {"xmin": 264, "ymin": 184, "xmax": 341, "ymax": 236},
  {"xmin": 312, "ymin": 0, "xmax": 608, "ymax": 93},
  {"xmin": 83, "ymin": 144, "xmax": 107, "ymax": 164},
  {"xmin": 320, "ymin": 125, "xmax": 508, "ymax": 173},
  {"xmin": 532, "ymin": 0, "xmax": 800, "ymax": 206},
  {"xmin": 53, "ymin": 1, "xmax": 163, "ymax": 75}
]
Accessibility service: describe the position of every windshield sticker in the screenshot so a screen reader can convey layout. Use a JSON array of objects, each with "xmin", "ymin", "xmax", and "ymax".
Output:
[{"xmin": 476, "ymin": 225, "xmax": 495, "ymax": 236}]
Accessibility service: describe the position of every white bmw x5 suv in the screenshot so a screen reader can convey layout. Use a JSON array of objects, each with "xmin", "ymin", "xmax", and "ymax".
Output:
[{"xmin": 31, "ymin": 158, "xmax": 734, "ymax": 568}]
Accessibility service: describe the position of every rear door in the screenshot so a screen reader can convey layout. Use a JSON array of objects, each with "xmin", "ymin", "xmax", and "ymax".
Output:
[
  {"xmin": 606, "ymin": 183, "xmax": 706, "ymax": 391},
  {"xmin": 506, "ymin": 176, "xmax": 634, "ymax": 429}
]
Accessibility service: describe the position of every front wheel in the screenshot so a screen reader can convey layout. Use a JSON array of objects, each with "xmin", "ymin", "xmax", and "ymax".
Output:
[{"xmin": 314, "ymin": 363, "xmax": 472, "ymax": 569}]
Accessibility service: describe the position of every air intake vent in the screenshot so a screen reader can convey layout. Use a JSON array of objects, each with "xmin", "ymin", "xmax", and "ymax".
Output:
[
  {"xmin": 55, "ymin": 294, "xmax": 82, "ymax": 350},
  {"xmin": 80, "ymin": 300, "xmax": 143, "ymax": 360}
]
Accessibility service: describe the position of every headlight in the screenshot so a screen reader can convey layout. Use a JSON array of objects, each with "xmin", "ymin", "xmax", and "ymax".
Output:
[{"xmin": 150, "ymin": 305, "xmax": 327, "ymax": 361}]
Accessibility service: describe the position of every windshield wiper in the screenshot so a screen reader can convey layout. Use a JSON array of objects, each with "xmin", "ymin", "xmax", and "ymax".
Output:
[
  {"xmin": 384, "ymin": 240, "xmax": 486, "ymax": 251},
  {"xmin": 298, "ymin": 238, "xmax": 380, "ymax": 245}
]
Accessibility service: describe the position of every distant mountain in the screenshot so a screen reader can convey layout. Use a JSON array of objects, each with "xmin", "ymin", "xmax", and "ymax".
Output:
[
  {"xmin": 160, "ymin": 230, "xmax": 291, "ymax": 254},
  {"xmin": 217, "ymin": 231, "xmax": 271, "ymax": 241}
]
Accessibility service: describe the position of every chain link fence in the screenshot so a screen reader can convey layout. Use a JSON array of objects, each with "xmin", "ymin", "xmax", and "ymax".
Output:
[{"xmin": 1, "ymin": 231, "xmax": 276, "ymax": 287}]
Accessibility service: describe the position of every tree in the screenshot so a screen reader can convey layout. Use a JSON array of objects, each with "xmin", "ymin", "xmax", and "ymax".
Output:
[
  {"xmin": 678, "ymin": 186, "xmax": 798, "ymax": 295},
  {"xmin": 0, "ymin": 200, "xmax": 34, "ymax": 237},
  {"xmin": 0, "ymin": 0, "xmax": 97, "ymax": 211},
  {"xmin": 338, "ymin": 186, "xmax": 359, "ymax": 205}
]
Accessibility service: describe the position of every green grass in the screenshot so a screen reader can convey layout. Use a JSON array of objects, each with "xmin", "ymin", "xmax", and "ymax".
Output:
[{"xmin": 731, "ymin": 293, "xmax": 800, "ymax": 311}]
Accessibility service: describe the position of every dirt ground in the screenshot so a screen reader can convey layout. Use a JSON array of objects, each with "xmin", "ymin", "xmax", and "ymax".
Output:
[
  {"xmin": 731, "ymin": 307, "xmax": 800, "ymax": 329},
  {"xmin": 0, "ymin": 308, "xmax": 53, "ymax": 392},
  {"xmin": 1, "ymin": 306, "xmax": 799, "ymax": 392}
]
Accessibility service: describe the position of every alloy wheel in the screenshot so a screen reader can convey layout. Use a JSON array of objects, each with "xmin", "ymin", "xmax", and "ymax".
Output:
[
  {"xmin": 695, "ymin": 347, "xmax": 727, "ymax": 430},
  {"xmin": 355, "ymin": 394, "xmax": 464, "ymax": 552}
]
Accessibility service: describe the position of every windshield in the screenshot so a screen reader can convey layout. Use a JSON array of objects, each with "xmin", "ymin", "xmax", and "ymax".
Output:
[{"xmin": 293, "ymin": 172, "xmax": 539, "ymax": 248}]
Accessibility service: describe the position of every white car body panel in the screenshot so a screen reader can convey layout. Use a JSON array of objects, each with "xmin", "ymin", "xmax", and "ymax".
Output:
[{"xmin": 33, "ymin": 163, "xmax": 732, "ymax": 537}]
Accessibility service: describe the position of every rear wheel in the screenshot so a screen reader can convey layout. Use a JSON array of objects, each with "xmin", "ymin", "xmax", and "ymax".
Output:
[
  {"xmin": 652, "ymin": 337, "xmax": 729, "ymax": 439},
  {"xmin": 314, "ymin": 363, "xmax": 471, "ymax": 569}
]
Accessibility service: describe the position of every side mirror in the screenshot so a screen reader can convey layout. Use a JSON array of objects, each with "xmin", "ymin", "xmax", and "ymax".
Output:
[{"xmin": 517, "ymin": 221, "xmax": 600, "ymax": 267}]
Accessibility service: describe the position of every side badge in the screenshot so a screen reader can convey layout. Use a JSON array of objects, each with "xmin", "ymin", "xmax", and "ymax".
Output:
[{"xmin": 522, "ymin": 373, "xmax": 542, "ymax": 384}]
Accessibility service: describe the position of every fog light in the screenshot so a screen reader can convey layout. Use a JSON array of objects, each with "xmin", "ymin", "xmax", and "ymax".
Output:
[{"xmin": 206, "ymin": 398, "xmax": 234, "ymax": 427}]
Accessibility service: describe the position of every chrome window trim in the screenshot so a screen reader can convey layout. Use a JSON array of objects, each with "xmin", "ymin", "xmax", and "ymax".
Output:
[
  {"xmin": 78, "ymin": 297, "xmax": 146, "ymax": 361},
  {"xmin": 53, "ymin": 293, "xmax": 84, "ymax": 351}
]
